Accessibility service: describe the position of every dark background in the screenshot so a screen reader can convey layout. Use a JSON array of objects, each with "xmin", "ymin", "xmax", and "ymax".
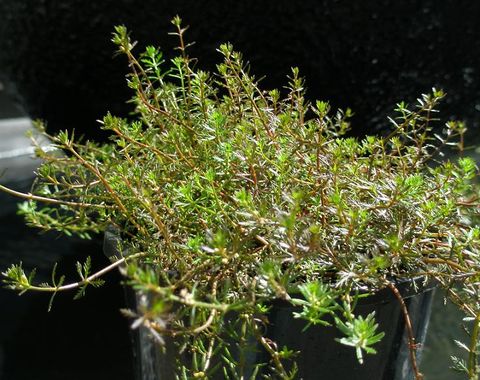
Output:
[
  {"xmin": 1, "ymin": 1, "xmax": 480, "ymax": 139},
  {"xmin": 0, "ymin": 1, "xmax": 479, "ymax": 379}
]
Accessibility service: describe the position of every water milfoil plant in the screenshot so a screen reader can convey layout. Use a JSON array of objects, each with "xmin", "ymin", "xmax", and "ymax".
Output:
[{"xmin": 2, "ymin": 17, "xmax": 480, "ymax": 379}]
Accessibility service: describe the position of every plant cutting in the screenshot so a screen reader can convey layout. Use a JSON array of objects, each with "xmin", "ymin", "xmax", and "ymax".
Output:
[{"xmin": 2, "ymin": 17, "xmax": 480, "ymax": 379}]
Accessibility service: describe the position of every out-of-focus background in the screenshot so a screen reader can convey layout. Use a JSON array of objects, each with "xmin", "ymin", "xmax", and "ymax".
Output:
[{"xmin": 0, "ymin": 1, "xmax": 479, "ymax": 379}]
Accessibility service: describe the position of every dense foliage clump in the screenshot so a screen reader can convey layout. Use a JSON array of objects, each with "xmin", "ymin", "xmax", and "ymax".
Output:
[{"xmin": 3, "ymin": 17, "xmax": 480, "ymax": 379}]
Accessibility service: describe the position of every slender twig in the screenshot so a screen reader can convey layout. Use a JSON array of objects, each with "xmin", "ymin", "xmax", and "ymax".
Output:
[
  {"xmin": 192, "ymin": 309, "xmax": 217, "ymax": 334},
  {"xmin": 26, "ymin": 252, "xmax": 146, "ymax": 293},
  {"xmin": 468, "ymin": 315, "xmax": 480, "ymax": 379},
  {"xmin": 192, "ymin": 280, "xmax": 219, "ymax": 334},
  {"xmin": 386, "ymin": 282, "xmax": 423, "ymax": 380},
  {"xmin": 252, "ymin": 318, "xmax": 290, "ymax": 379},
  {"xmin": 143, "ymin": 283, "xmax": 230, "ymax": 312},
  {"xmin": 110, "ymin": 127, "xmax": 176, "ymax": 163},
  {"xmin": 443, "ymin": 288, "xmax": 480, "ymax": 378},
  {"xmin": 0, "ymin": 184, "xmax": 110, "ymax": 209},
  {"xmin": 118, "ymin": 153, "xmax": 174, "ymax": 252},
  {"xmin": 224, "ymin": 53, "xmax": 276, "ymax": 142},
  {"xmin": 63, "ymin": 143, "xmax": 150, "ymax": 236},
  {"xmin": 422, "ymin": 257, "xmax": 465, "ymax": 272},
  {"xmin": 64, "ymin": 144, "xmax": 127, "ymax": 213},
  {"xmin": 202, "ymin": 337, "xmax": 215, "ymax": 374}
]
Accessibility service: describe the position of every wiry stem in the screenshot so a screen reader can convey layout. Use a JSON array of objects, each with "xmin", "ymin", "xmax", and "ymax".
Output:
[
  {"xmin": 387, "ymin": 282, "xmax": 423, "ymax": 380},
  {"xmin": 468, "ymin": 315, "xmax": 480, "ymax": 379},
  {"xmin": 0, "ymin": 184, "xmax": 110, "ymax": 209},
  {"xmin": 22, "ymin": 252, "xmax": 146, "ymax": 293},
  {"xmin": 252, "ymin": 317, "xmax": 290, "ymax": 379}
]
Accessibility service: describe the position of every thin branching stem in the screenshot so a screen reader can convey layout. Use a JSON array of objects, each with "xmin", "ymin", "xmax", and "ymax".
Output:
[
  {"xmin": 26, "ymin": 252, "xmax": 146, "ymax": 293},
  {"xmin": 387, "ymin": 282, "xmax": 423, "ymax": 380},
  {"xmin": 0, "ymin": 184, "xmax": 110, "ymax": 209}
]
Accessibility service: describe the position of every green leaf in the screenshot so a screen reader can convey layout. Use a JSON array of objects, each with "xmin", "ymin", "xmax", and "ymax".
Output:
[{"xmin": 335, "ymin": 312, "xmax": 385, "ymax": 364}]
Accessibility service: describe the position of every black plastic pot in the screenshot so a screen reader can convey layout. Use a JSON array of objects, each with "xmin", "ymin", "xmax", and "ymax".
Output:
[
  {"xmin": 257, "ymin": 281, "xmax": 435, "ymax": 380},
  {"xmin": 103, "ymin": 231, "xmax": 435, "ymax": 380}
]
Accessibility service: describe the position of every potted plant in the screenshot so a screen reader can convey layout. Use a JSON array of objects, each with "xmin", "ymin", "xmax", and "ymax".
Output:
[{"xmin": 2, "ymin": 17, "xmax": 480, "ymax": 379}]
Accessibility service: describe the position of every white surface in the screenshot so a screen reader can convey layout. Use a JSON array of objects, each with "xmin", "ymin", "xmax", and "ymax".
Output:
[{"xmin": 0, "ymin": 117, "xmax": 40, "ymax": 183}]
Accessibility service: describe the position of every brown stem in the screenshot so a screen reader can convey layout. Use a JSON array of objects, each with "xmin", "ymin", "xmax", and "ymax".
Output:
[
  {"xmin": 386, "ymin": 282, "xmax": 423, "ymax": 380},
  {"xmin": 252, "ymin": 318, "xmax": 290, "ymax": 379},
  {"xmin": 65, "ymin": 145, "xmax": 126, "ymax": 212},
  {"xmin": 192, "ymin": 280, "xmax": 219, "ymax": 334},
  {"xmin": 26, "ymin": 252, "xmax": 146, "ymax": 293},
  {"xmin": 422, "ymin": 257, "xmax": 465, "ymax": 272},
  {"xmin": 63, "ymin": 143, "xmax": 150, "ymax": 237},
  {"xmin": 111, "ymin": 127, "xmax": 176, "ymax": 164},
  {"xmin": 0, "ymin": 184, "xmax": 110, "ymax": 209}
]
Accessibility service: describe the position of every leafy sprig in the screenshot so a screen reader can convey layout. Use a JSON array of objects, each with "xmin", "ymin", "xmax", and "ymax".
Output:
[{"xmin": 2, "ymin": 16, "xmax": 480, "ymax": 379}]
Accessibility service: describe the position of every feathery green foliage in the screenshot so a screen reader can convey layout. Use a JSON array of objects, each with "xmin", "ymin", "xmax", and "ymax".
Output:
[{"xmin": 2, "ymin": 16, "xmax": 480, "ymax": 379}]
